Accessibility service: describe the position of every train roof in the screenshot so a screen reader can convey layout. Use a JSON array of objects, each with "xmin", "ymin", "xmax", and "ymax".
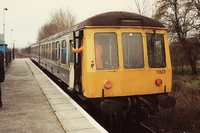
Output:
[
  {"xmin": 76, "ymin": 11, "xmax": 164, "ymax": 28},
  {"xmin": 38, "ymin": 11, "xmax": 164, "ymax": 44}
]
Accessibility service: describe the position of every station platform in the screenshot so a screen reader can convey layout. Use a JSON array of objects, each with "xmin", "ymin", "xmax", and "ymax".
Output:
[{"xmin": 0, "ymin": 58, "xmax": 107, "ymax": 133}]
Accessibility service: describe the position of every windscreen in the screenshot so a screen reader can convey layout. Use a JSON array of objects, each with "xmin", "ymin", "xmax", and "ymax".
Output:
[
  {"xmin": 146, "ymin": 33, "xmax": 166, "ymax": 68},
  {"xmin": 122, "ymin": 33, "xmax": 144, "ymax": 68},
  {"xmin": 94, "ymin": 33, "xmax": 119, "ymax": 70}
]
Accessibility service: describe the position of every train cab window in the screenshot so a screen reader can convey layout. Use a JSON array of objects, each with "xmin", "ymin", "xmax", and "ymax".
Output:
[
  {"xmin": 61, "ymin": 40, "xmax": 67, "ymax": 64},
  {"xmin": 146, "ymin": 34, "xmax": 166, "ymax": 68},
  {"xmin": 94, "ymin": 33, "xmax": 119, "ymax": 70},
  {"xmin": 122, "ymin": 33, "xmax": 144, "ymax": 68}
]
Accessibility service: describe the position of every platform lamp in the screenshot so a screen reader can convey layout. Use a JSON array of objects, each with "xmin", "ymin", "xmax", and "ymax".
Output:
[
  {"xmin": 11, "ymin": 29, "xmax": 14, "ymax": 59},
  {"xmin": 3, "ymin": 7, "xmax": 8, "ymax": 68},
  {"xmin": 13, "ymin": 40, "xmax": 15, "ymax": 59}
]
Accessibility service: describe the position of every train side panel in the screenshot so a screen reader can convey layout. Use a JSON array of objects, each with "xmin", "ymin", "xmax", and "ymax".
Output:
[{"xmin": 31, "ymin": 36, "xmax": 73, "ymax": 85}]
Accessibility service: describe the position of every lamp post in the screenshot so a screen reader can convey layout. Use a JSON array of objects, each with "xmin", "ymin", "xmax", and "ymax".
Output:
[
  {"xmin": 3, "ymin": 7, "xmax": 8, "ymax": 68},
  {"xmin": 11, "ymin": 29, "xmax": 14, "ymax": 59},
  {"xmin": 13, "ymin": 40, "xmax": 15, "ymax": 59}
]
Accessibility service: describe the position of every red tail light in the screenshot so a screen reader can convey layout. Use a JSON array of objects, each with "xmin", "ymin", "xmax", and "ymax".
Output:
[
  {"xmin": 104, "ymin": 80, "xmax": 112, "ymax": 89},
  {"xmin": 155, "ymin": 78, "xmax": 162, "ymax": 86}
]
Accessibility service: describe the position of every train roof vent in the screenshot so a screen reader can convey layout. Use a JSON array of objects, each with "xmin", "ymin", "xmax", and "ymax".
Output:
[{"xmin": 120, "ymin": 19, "xmax": 143, "ymax": 26}]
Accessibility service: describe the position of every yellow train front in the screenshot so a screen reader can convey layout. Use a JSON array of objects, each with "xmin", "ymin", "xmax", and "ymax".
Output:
[{"xmin": 72, "ymin": 12, "xmax": 176, "ymax": 115}]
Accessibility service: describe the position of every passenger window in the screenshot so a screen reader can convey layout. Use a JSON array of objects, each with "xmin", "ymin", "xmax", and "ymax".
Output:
[
  {"xmin": 56, "ymin": 41, "xmax": 60, "ymax": 60},
  {"xmin": 122, "ymin": 33, "xmax": 144, "ymax": 68},
  {"xmin": 94, "ymin": 33, "xmax": 119, "ymax": 70},
  {"xmin": 42, "ymin": 45, "xmax": 45, "ymax": 58},
  {"xmin": 45, "ymin": 44, "xmax": 48, "ymax": 59},
  {"xmin": 69, "ymin": 40, "xmax": 74, "ymax": 63},
  {"xmin": 48, "ymin": 43, "xmax": 51, "ymax": 59},
  {"xmin": 146, "ymin": 34, "xmax": 166, "ymax": 68},
  {"xmin": 52, "ymin": 42, "xmax": 57, "ymax": 61},
  {"xmin": 61, "ymin": 40, "xmax": 67, "ymax": 64}
]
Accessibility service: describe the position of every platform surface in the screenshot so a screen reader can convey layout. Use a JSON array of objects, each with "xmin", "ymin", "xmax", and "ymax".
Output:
[{"xmin": 0, "ymin": 58, "xmax": 107, "ymax": 133}]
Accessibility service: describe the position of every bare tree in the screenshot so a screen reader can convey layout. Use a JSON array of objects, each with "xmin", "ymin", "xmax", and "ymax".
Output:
[
  {"xmin": 125, "ymin": 0, "xmax": 151, "ymax": 17},
  {"xmin": 37, "ymin": 22, "xmax": 59, "ymax": 41},
  {"xmin": 37, "ymin": 8, "xmax": 76, "ymax": 41},
  {"xmin": 154, "ymin": 0, "xmax": 199, "ymax": 74},
  {"xmin": 50, "ymin": 8, "xmax": 76, "ymax": 30},
  {"xmin": 195, "ymin": 0, "xmax": 200, "ymax": 15},
  {"xmin": 134, "ymin": 0, "xmax": 148, "ymax": 16}
]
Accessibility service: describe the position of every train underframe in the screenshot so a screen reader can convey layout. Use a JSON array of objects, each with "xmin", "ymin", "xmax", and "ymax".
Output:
[{"xmin": 86, "ymin": 92, "xmax": 176, "ymax": 133}]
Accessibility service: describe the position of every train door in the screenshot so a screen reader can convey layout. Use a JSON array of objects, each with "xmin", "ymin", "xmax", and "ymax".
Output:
[
  {"xmin": 74, "ymin": 30, "xmax": 83, "ymax": 93},
  {"xmin": 68, "ymin": 31, "xmax": 83, "ymax": 93},
  {"xmin": 68, "ymin": 38, "xmax": 74, "ymax": 90}
]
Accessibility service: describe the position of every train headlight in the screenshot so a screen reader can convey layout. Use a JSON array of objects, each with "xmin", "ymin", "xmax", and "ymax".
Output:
[
  {"xmin": 104, "ymin": 80, "xmax": 112, "ymax": 89},
  {"xmin": 155, "ymin": 78, "xmax": 162, "ymax": 86}
]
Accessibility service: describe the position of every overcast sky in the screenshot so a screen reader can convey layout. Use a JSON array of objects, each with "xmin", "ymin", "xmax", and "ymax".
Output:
[{"xmin": 0, "ymin": 0, "xmax": 155, "ymax": 48}]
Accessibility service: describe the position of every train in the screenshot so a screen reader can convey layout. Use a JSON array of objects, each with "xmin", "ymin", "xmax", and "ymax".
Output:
[{"xmin": 30, "ymin": 11, "xmax": 176, "ymax": 131}]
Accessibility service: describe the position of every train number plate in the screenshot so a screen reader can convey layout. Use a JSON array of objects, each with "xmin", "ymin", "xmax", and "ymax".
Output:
[{"xmin": 156, "ymin": 70, "xmax": 166, "ymax": 74}]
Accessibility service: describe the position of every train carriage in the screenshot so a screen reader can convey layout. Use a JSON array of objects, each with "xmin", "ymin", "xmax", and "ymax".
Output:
[{"xmin": 31, "ymin": 11, "xmax": 175, "ymax": 131}]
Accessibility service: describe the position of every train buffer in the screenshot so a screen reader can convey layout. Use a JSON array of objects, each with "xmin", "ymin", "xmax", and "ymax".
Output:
[{"xmin": 0, "ymin": 58, "xmax": 107, "ymax": 133}]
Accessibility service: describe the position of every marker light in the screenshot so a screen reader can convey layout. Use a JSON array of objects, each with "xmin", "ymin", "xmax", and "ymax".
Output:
[
  {"xmin": 104, "ymin": 80, "xmax": 112, "ymax": 89},
  {"xmin": 155, "ymin": 78, "xmax": 162, "ymax": 86}
]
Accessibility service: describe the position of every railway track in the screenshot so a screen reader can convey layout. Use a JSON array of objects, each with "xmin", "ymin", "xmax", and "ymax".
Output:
[{"xmin": 140, "ymin": 123, "xmax": 156, "ymax": 133}]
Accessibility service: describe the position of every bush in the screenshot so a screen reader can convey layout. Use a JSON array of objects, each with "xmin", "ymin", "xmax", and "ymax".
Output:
[{"xmin": 149, "ymin": 75, "xmax": 200, "ymax": 133}]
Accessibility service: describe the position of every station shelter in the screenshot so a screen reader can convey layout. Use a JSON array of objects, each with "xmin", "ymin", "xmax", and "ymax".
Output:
[
  {"xmin": 0, "ymin": 44, "xmax": 8, "ymax": 52},
  {"xmin": 0, "ymin": 44, "xmax": 12, "ymax": 66}
]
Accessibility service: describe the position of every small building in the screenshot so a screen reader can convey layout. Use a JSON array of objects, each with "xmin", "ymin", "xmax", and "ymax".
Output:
[
  {"xmin": 0, "ymin": 44, "xmax": 8, "ymax": 52},
  {"xmin": 0, "ymin": 34, "xmax": 3, "ymax": 44}
]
